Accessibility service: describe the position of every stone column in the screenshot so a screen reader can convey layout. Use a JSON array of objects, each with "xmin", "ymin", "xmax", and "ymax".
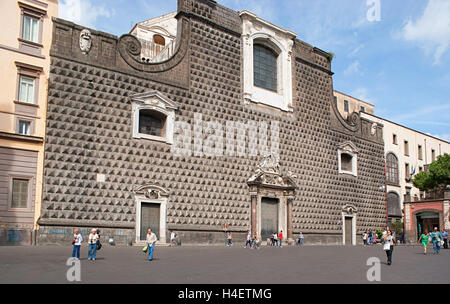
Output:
[
  {"xmin": 251, "ymin": 194, "xmax": 257, "ymax": 237},
  {"xmin": 287, "ymin": 198, "xmax": 293, "ymax": 243}
]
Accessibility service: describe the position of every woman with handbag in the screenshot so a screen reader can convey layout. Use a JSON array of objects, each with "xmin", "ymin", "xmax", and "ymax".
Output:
[
  {"xmin": 71, "ymin": 229, "xmax": 82, "ymax": 260},
  {"xmin": 383, "ymin": 230, "xmax": 395, "ymax": 265}
]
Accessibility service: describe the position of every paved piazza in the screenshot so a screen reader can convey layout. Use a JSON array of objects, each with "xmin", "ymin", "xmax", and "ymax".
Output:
[{"xmin": 0, "ymin": 244, "xmax": 449, "ymax": 284}]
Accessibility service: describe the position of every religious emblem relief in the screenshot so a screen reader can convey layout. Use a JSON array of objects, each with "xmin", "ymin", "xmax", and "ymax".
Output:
[
  {"xmin": 258, "ymin": 153, "xmax": 280, "ymax": 175},
  {"xmin": 79, "ymin": 29, "xmax": 92, "ymax": 54},
  {"xmin": 370, "ymin": 123, "xmax": 377, "ymax": 135}
]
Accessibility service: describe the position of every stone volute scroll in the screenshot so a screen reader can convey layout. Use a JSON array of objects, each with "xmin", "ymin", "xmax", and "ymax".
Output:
[{"xmin": 117, "ymin": 17, "xmax": 191, "ymax": 73}]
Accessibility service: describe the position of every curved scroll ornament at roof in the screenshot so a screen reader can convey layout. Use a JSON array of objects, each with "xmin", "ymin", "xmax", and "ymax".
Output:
[
  {"xmin": 135, "ymin": 184, "xmax": 170, "ymax": 200},
  {"xmin": 330, "ymin": 94, "xmax": 360, "ymax": 132},
  {"xmin": 118, "ymin": 17, "xmax": 190, "ymax": 73}
]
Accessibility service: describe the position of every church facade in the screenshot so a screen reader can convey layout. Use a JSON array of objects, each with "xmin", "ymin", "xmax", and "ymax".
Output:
[{"xmin": 36, "ymin": 0, "xmax": 386, "ymax": 246}]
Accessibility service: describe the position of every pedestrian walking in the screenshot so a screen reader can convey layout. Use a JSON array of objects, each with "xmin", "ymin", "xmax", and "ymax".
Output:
[
  {"xmin": 87, "ymin": 228, "xmax": 99, "ymax": 261},
  {"xmin": 442, "ymin": 229, "xmax": 448, "ymax": 249},
  {"xmin": 273, "ymin": 232, "xmax": 278, "ymax": 246},
  {"xmin": 431, "ymin": 227, "xmax": 442, "ymax": 255},
  {"xmin": 418, "ymin": 229, "xmax": 430, "ymax": 255},
  {"xmin": 270, "ymin": 233, "xmax": 275, "ymax": 246},
  {"xmin": 368, "ymin": 230, "xmax": 373, "ymax": 245},
  {"xmin": 71, "ymin": 229, "xmax": 82, "ymax": 260},
  {"xmin": 362, "ymin": 231, "xmax": 368, "ymax": 246},
  {"xmin": 298, "ymin": 232, "xmax": 304, "ymax": 246},
  {"xmin": 227, "ymin": 231, "xmax": 232, "ymax": 247},
  {"xmin": 383, "ymin": 230, "xmax": 395, "ymax": 265},
  {"xmin": 170, "ymin": 230, "xmax": 177, "ymax": 246},
  {"xmin": 244, "ymin": 230, "xmax": 252, "ymax": 248},
  {"xmin": 278, "ymin": 230, "xmax": 283, "ymax": 247},
  {"xmin": 146, "ymin": 228, "xmax": 157, "ymax": 261}
]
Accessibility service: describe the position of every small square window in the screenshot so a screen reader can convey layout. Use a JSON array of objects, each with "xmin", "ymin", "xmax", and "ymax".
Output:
[
  {"xmin": 22, "ymin": 15, "xmax": 39, "ymax": 43},
  {"xmin": 11, "ymin": 178, "xmax": 29, "ymax": 209},
  {"xmin": 18, "ymin": 76, "xmax": 35, "ymax": 104},
  {"xmin": 18, "ymin": 120, "xmax": 31, "ymax": 135},
  {"xmin": 360, "ymin": 106, "xmax": 365, "ymax": 113}
]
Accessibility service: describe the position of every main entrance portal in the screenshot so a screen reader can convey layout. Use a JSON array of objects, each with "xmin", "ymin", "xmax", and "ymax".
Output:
[
  {"xmin": 140, "ymin": 203, "xmax": 160, "ymax": 241},
  {"xmin": 261, "ymin": 198, "xmax": 279, "ymax": 240}
]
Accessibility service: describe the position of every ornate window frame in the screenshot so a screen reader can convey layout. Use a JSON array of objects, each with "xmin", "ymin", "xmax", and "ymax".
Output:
[
  {"xmin": 240, "ymin": 10, "xmax": 296, "ymax": 112},
  {"xmin": 131, "ymin": 91, "xmax": 178, "ymax": 144},
  {"xmin": 337, "ymin": 141, "xmax": 359, "ymax": 177}
]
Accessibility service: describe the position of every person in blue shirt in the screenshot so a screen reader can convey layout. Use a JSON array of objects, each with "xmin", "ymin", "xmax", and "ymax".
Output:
[
  {"xmin": 431, "ymin": 227, "xmax": 443, "ymax": 254},
  {"xmin": 442, "ymin": 229, "xmax": 448, "ymax": 249}
]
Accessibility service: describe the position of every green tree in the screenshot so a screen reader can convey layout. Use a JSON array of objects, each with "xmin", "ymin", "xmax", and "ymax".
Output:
[{"xmin": 412, "ymin": 153, "xmax": 450, "ymax": 191}]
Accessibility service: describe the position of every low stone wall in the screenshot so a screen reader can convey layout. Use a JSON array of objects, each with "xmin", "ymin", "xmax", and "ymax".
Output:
[
  {"xmin": 0, "ymin": 229, "xmax": 33, "ymax": 246},
  {"xmin": 36, "ymin": 226, "xmax": 134, "ymax": 246}
]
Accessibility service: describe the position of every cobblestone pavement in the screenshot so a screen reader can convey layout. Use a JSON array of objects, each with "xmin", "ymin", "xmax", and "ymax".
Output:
[{"xmin": 0, "ymin": 244, "xmax": 449, "ymax": 284}]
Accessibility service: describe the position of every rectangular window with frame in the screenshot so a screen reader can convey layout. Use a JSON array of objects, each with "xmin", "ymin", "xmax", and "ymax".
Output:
[
  {"xmin": 431, "ymin": 149, "xmax": 436, "ymax": 162},
  {"xmin": 11, "ymin": 178, "xmax": 29, "ymax": 209},
  {"xmin": 418, "ymin": 145, "xmax": 423, "ymax": 160},
  {"xmin": 393, "ymin": 134, "xmax": 397, "ymax": 145},
  {"xmin": 360, "ymin": 106, "xmax": 365, "ymax": 113},
  {"xmin": 18, "ymin": 75, "xmax": 35, "ymax": 104},
  {"xmin": 405, "ymin": 163, "xmax": 410, "ymax": 181},
  {"xmin": 344, "ymin": 100, "xmax": 349, "ymax": 112},
  {"xmin": 18, "ymin": 120, "xmax": 31, "ymax": 135},
  {"xmin": 404, "ymin": 140, "xmax": 409, "ymax": 156},
  {"xmin": 22, "ymin": 15, "xmax": 39, "ymax": 43}
]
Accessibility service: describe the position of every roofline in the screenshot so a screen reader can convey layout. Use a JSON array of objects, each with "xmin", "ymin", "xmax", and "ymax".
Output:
[
  {"xmin": 361, "ymin": 112, "xmax": 450, "ymax": 144},
  {"xmin": 333, "ymin": 90, "xmax": 375, "ymax": 107}
]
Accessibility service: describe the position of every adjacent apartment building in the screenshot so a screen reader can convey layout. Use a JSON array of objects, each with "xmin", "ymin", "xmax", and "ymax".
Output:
[
  {"xmin": 334, "ymin": 91, "xmax": 450, "ymax": 226},
  {"xmin": 36, "ymin": 0, "xmax": 386, "ymax": 246},
  {"xmin": 0, "ymin": 0, "xmax": 58, "ymax": 245}
]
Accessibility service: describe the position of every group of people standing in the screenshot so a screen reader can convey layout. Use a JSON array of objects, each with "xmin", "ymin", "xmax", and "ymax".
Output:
[
  {"xmin": 270, "ymin": 231, "xmax": 284, "ymax": 247},
  {"xmin": 418, "ymin": 227, "xmax": 448, "ymax": 255},
  {"xmin": 362, "ymin": 230, "xmax": 379, "ymax": 246},
  {"xmin": 71, "ymin": 228, "xmax": 102, "ymax": 261}
]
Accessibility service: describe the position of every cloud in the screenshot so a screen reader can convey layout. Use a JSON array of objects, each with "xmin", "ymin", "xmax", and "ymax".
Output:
[
  {"xmin": 400, "ymin": 0, "xmax": 450, "ymax": 64},
  {"xmin": 350, "ymin": 87, "xmax": 376, "ymax": 105},
  {"xmin": 389, "ymin": 103, "xmax": 450, "ymax": 125},
  {"xmin": 344, "ymin": 60, "xmax": 362, "ymax": 76},
  {"xmin": 59, "ymin": 0, "xmax": 114, "ymax": 28}
]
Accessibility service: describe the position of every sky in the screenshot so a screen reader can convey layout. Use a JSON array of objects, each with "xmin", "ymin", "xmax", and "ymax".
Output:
[{"xmin": 58, "ymin": 0, "xmax": 450, "ymax": 142}]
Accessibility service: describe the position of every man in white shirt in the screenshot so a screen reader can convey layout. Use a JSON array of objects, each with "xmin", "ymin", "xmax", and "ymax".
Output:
[
  {"xmin": 146, "ymin": 228, "xmax": 157, "ymax": 261},
  {"xmin": 170, "ymin": 231, "xmax": 176, "ymax": 246}
]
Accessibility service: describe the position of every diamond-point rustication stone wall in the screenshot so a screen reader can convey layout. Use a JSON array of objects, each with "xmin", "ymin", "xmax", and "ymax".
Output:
[{"xmin": 37, "ymin": 0, "xmax": 386, "ymax": 246}]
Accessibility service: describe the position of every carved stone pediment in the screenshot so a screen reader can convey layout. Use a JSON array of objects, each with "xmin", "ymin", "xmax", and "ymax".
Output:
[
  {"xmin": 248, "ymin": 155, "xmax": 297, "ymax": 191},
  {"xmin": 337, "ymin": 141, "xmax": 359, "ymax": 154},
  {"xmin": 342, "ymin": 204, "xmax": 358, "ymax": 215},
  {"xmin": 131, "ymin": 90, "xmax": 178, "ymax": 112},
  {"xmin": 135, "ymin": 184, "xmax": 169, "ymax": 200}
]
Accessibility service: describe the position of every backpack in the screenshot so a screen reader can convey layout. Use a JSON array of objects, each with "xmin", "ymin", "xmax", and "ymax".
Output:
[{"xmin": 96, "ymin": 240, "xmax": 102, "ymax": 251}]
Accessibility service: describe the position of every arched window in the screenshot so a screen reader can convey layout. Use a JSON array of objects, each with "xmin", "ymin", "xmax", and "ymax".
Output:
[
  {"xmin": 153, "ymin": 34, "xmax": 165, "ymax": 46},
  {"xmin": 253, "ymin": 44, "xmax": 277, "ymax": 92},
  {"xmin": 387, "ymin": 192, "xmax": 401, "ymax": 218},
  {"xmin": 386, "ymin": 153, "xmax": 399, "ymax": 185}
]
